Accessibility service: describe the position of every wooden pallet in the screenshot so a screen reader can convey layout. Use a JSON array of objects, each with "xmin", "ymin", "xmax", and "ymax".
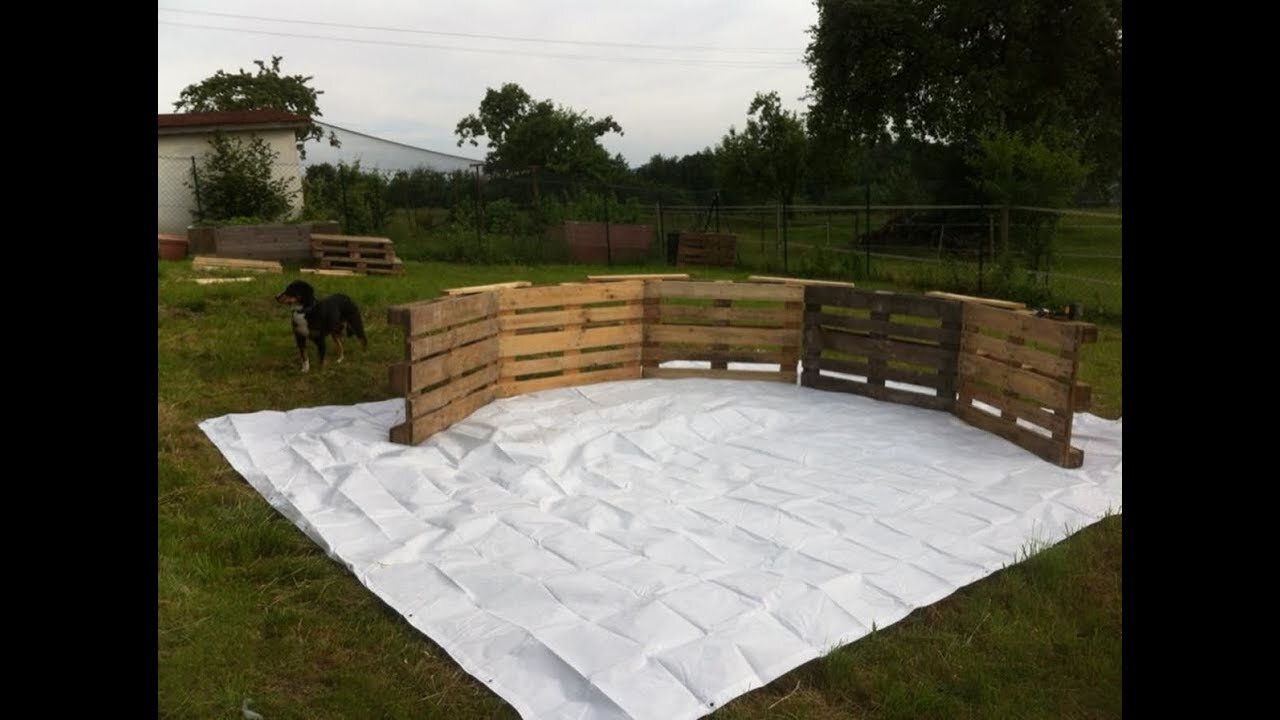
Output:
[
  {"xmin": 677, "ymin": 233, "xmax": 737, "ymax": 267},
  {"xmin": 311, "ymin": 233, "xmax": 402, "ymax": 275}
]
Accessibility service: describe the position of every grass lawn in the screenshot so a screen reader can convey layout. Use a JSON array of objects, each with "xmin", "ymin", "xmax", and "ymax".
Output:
[{"xmin": 158, "ymin": 258, "xmax": 1121, "ymax": 719}]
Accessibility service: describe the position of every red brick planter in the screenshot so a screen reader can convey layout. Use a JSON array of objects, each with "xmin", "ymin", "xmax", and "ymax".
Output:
[{"xmin": 158, "ymin": 233, "xmax": 189, "ymax": 260}]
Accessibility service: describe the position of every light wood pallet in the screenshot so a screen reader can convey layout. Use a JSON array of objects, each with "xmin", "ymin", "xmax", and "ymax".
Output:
[{"xmin": 311, "ymin": 233, "xmax": 403, "ymax": 275}]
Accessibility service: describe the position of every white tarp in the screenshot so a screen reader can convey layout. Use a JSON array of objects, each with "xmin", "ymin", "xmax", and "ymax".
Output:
[{"xmin": 199, "ymin": 376, "xmax": 1122, "ymax": 720}]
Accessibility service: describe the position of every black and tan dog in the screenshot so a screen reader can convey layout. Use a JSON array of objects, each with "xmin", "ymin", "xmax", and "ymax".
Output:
[{"xmin": 274, "ymin": 280, "xmax": 367, "ymax": 372}]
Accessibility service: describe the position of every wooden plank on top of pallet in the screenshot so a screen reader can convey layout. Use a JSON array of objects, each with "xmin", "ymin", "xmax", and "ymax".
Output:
[
  {"xmin": 191, "ymin": 256, "xmax": 283, "ymax": 273},
  {"xmin": 926, "ymin": 291, "xmax": 1027, "ymax": 310},
  {"xmin": 586, "ymin": 273, "xmax": 691, "ymax": 282},
  {"xmin": 442, "ymin": 281, "xmax": 533, "ymax": 296},
  {"xmin": 962, "ymin": 302, "xmax": 1092, "ymax": 350},
  {"xmin": 748, "ymin": 275, "xmax": 857, "ymax": 288}
]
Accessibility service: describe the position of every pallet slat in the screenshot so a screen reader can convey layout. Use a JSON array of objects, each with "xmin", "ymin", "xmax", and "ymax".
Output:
[
  {"xmin": 499, "ymin": 304, "xmax": 643, "ymax": 331},
  {"xmin": 806, "ymin": 286, "xmax": 960, "ymax": 319},
  {"xmin": 655, "ymin": 281, "xmax": 803, "ymax": 303},
  {"xmin": 390, "ymin": 292, "xmax": 498, "ymax": 337},
  {"xmin": 811, "ymin": 356, "xmax": 949, "ymax": 391},
  {"xmin": 191, "ymin": 256, "xmax": 283, "ymax": 273},
  {"xmin": 814, "ymin": 313, "xmax": 958, "ymax": 344},
  {"xmin": 501, "ymin": 346, "xmax": 641, "ymax": 379},
  {"xmin": 390, "ymin": 387, "xmax": 496, "ymax": 446},
  {"xmin": 498, "ymin": 281, "xmax": 645, "ymax": 310},
  {"xmin": 407, "ymin": 318, "xmax": 499, "ymax": 363},
  {"xmin": 800, "ymin": 373, "xmax": 952, "ymax": 411},
  {"xmin": 408, "ymin": 364, "xmax": 500, "ymax": 419},
  {"xmin": 957, "ymin": 352, "xmax": 1072, "ymax": 409},
  {"xmin": 819, "ymin": 327, "xmax": 956, "ymax": 369},
  {"xmin": 497, "ymin": 365, "xmax": 640, "ymax": 397},
  {"xmin": 658, "ymin": 304, "xmax": 791, "ymax": 328},
  {"xmin": 642, "ymin": 367, "xmax": 797, "ymax": 383},
  {"xmin": 500, "ymin": 324, "xmax": 643, "ymax": 358},
  {"xmin": 648, "ymin": 324, "xmax": 798, "ymax": 347},
  {"xmin": 390, "ymin": 337, "xmax": 499, "ymax": 395}
]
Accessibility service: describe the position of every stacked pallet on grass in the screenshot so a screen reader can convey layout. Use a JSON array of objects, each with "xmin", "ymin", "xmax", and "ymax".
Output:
[
  {"xmin": 676, "ymin": 232, "xmax": 737, "ymax": 266},
  {"xmin": 311, "ymin": 233, "xmax": 404, "ymax": 275}
]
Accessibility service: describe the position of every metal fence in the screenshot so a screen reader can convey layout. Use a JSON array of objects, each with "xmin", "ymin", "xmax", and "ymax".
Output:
[{"xmin": 156, "ymin": 156, "xmax": 1121, "ymax": 318}]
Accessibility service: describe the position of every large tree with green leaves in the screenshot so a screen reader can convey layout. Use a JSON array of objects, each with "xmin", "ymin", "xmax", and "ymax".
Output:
[
  {"xmin": 805, "ymin": 0, "xmax": 1121, "ymax": 187},
  {"xmin": 174, "ymin": 56, "xmax": 338, "ymax": 158},
  {"xmin": 717, "ymin": 91, "xmax": 808, "ymax": 206},
  {"xmin": 455, "ymin": 83, "xmax": 625, "ymax": 188}
]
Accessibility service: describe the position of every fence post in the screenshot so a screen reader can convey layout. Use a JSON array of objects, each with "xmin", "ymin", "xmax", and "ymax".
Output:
[
  {"xmin": 775, "ymin": 204, "xmax": 782, "ymax": 267},
  {"xmin": 657, "ymin": 199, "xmax": 665, "ymax": 266},
  {"xmin": 604, "ymin": 192, "xmax": 612, "ymax": 266},
  {"xmin": 978, "ymin": 224, "xmax": 985, "ymax": 295},
  {"xmin": 339, "ymin": 170, "xmax": 350, "ymax": 233},
  {"xmin": 864, "ymin": 185, "xmax": 871, "ymax": 277},
  {"xmin": 850, "ymin": 209, "xmax": 857, "ymax": 280},
  {"xmin": 782, "ymin": 203, "xmax": 789, "ymax": 274},
  {"xmin": 189, "ymin": 156, "xmax": 204, "ymax": 222}
]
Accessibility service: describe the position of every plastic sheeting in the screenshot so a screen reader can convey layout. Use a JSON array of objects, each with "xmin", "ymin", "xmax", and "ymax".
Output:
[{"xmin": 199, "ymin": 377, "xmax": 1122, "ymax": 720}]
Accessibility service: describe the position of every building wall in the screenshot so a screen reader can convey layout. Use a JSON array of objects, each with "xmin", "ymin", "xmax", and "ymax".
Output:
[{"xmin": 157, "ymin": 128, "xmax": 304, "ymax": 234}]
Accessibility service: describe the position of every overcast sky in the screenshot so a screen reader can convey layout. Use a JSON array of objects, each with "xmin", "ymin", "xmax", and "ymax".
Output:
[{"xmin": 157, "ymin": 1, "xmax": 818, "ymax": 168}]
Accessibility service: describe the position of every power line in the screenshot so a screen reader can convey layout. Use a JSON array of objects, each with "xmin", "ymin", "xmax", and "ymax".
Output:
[
  {"xmin": 157, "ymin": 7, "xmax": 804, "ymax": 55},
  {"xmin": 157, "ymin": 21, "xmax": 803, "ymax": 69}
]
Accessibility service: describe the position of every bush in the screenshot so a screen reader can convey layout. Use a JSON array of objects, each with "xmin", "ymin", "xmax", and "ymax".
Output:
[{"xmin": 189, "ymin": 132, "xmax": 298, "ymax": 223}]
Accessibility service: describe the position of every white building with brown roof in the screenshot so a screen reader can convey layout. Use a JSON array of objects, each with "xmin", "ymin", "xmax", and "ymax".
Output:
[{"xmin": 157, "ymin": 109, "xmax": 308, "ymax": 233}]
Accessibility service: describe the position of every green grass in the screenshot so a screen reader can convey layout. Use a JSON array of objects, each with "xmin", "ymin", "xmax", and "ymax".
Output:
[
  {"xmin": 378, "ymin": 206, "xmax": 1122, "ymax": 320},
  {"xmin": 158, "ymin": 258, "xmax": 1121, "ymax": 718}
]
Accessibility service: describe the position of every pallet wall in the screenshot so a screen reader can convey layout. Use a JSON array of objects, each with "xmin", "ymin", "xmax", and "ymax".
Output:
[
  {"xmin": 495, "ymin": 282, "xmax": 645, "ymax": 398},
  {"xmin": 643, "ymin": 281, "xmax": 803, "ymax": 384},
  {"xmin": 801, "ymin": 287, "xmax": 962, "ymax": 411},
  {"xmin": 387, "ymin": 292, "xmax": 501, "ymax": 446},
  {"xmin": 954, "ymin": 302, "xmax": 1097, "ymax": 468},
  {"xmin": 385, "ymin": 279, "xmax": 1099, "ymax": 469}
]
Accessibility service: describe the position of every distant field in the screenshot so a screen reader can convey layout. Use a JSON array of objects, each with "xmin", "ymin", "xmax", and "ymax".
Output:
[{"xmin": 380, "ymin": 205, "xmax": 1121, "ymax": 320}]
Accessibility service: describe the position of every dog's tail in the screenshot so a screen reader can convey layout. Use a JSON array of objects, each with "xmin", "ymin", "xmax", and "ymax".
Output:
[{"xmin": 346, "ymin": 305, "xmax": 368, "ymax": 349}]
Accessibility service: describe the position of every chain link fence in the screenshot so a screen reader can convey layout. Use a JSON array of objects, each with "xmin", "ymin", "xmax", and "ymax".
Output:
[{"xmin": 157, "ymin": 157, "xmax": 1121, "ymax": 318}]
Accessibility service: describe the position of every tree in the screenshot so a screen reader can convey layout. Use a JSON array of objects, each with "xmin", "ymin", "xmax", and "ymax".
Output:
[
  {"xmin": 189, "ymin": 132, "xmax": 297, "ymax": 223},
  {"xmin": 633, "ymin": 149, "xmax": 719, "ymax": 202},
  {"xmin": 717, "ymin": 92, "xmax": 807, "ymax": 206},
  {"xmin": 805, "ymin": 0, "xmax": 1121, "ymax": 185},
  {"xmin": 968, "ymin": 130, "xmax": 1089, "ymax": 272},
  {"xmin": 174, "ymin": 56, "xmax": 339, "ymax": 159},
  {"xmin": 455, "ymin": 83, "xmax": 624, "ymax": 189},
  {"xmin": 301, "ymin": 162, "xmax": 391, "ymax": 234}
]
